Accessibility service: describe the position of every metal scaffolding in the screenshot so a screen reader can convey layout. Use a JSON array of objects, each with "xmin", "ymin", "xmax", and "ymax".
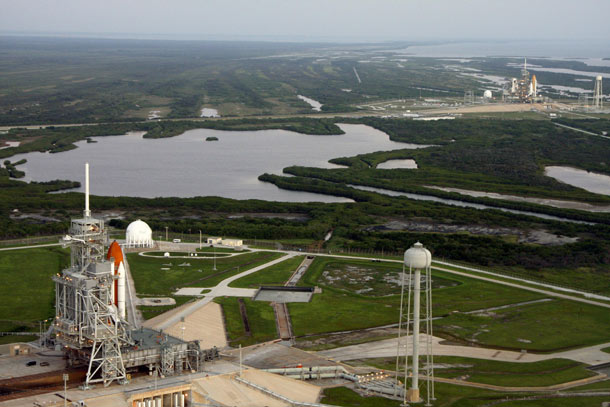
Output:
[{"xmin": 53, "ymin": 164, "xmax": 131, "ymax": 388}]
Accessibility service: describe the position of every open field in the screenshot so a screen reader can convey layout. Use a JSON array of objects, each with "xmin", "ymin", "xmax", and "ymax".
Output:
[
  {"xmin": 229, "ymin": 255, "xmax": 304, "ymax": 288},
  {"xmin": 290, "ymin": 257, "xmax": 542, "ymax": 335},
  {"xmin": 126, "ymin": 251, "xmax": 283, "ymax": 295},
  {"xmin": 321, "ymin": 385, "xmax": 610, "ymax": 407},
  {"xmin": 214, "ymin": 297, "xmax": 277, "ymax": 347},
  {"xmin": 0, "ymin": 247, "xmax": 69, "ymax": 335},
  {"xmin": 435, "ymin": 299, "xmax": 610, "ymax": 351},
  {"xmin": 356, "ymin": 356, "xmax": 594, "ymax": 387},
  {"xmin": 3, "ymin": 37, "xmax": 605, "ymax": 126},
  {"xmin": 287, "ymin": 257, "xmax": 610, "ymax": 352}
]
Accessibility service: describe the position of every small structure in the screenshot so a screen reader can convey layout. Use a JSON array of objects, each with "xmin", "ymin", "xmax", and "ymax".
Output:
[
  {"xmin": 125, "ymin": 219, "xmax": 154, "ymax": 248},
  {"xmin": 207, "ymin": 237, "xmax": 222, "ymax": 245},
  {"xmin": 221, "ymin": 238, "xmax": 243, "ymax": 248},
  {"xmin": 483, "ymin": 90, "xmax": 493, "ymax": 99},
  {"xmin": 253, "ymin": 286, "xmax": 315, "ymax": 303}
]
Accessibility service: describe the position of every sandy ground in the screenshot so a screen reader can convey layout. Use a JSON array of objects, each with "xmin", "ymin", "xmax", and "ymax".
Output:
[
  {"xmin": 192, "ymin": 369, "xmax": 321, "ymax": 407},
  {"xmin": 418, "ymin": 103, "xmax": 549, "ymax": 115},
  {"xmin": 143, "ymin": 302, "xmax": 228, "ymax": 350}
]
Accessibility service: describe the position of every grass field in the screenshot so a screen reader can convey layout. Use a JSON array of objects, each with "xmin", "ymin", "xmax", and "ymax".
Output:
[
  {"xmin": 357, "ymin": 356, "xmax": 594, "ymax": 387},
  {"xmin": 321, "ymin": 385, "xmax": 610, "ymax": 407},
  {"xmin": 229, "ymin": 255, "xmax": 304, "ymax": 288},
  {"xmin": 435, "ymin": 299, "xmax": 610, "ymax": 352},
  {"xmin": 288, "ymin": 257, "xmax": 544, "ymax": 337},
  {"xmin": 214, "ymin": 297, "xmax": 277, "ymax": 347},
  {"xmin": 0, "ymin": 247, "xmax": 69, "ymax": 334},
  {"xmin": 126, "ymin": 251, "xmax": 283, "ymax": 295},
  {"xmin": 286, "ymin": 257, "xmax": 610, "ymax": 352}
]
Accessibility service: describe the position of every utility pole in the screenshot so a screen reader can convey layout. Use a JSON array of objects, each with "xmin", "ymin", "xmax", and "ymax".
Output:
[
  {"xmin": 165, "ymin": 226, "xmax": 168, "ymax": 241},
  {"xmin": 199, "ymin": 230, "xmax": 202, "ymax": 250},
  {"xmin": 63, "ymin": 374, "xmax": 69, "ymax": 407}
]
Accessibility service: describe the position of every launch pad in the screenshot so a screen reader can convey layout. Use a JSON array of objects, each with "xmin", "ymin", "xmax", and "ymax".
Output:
[{"xmin": 51, "ymin": 164, "xmax": 216, "ymax": 389}]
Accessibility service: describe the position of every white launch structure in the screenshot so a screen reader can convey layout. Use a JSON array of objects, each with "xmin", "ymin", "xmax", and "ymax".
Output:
[
  {"xmin": 51, "ymin": 164, "xmax": 216, "ymax": 390},
  {"xmin": 395, "ymin": 242, "xmax": 435, "ymax": 405},
  {"xmin": 54, "ymin": 163, "xmax": 131, "ymax": 388},
  {"xmin": 594, "ymin": 75, "xmax": 603, "ymax": 110}
]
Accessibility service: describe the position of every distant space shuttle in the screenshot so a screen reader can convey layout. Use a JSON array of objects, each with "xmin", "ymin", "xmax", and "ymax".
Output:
[{"xmin": 529, "ymin": 74, "xmax": 537, "ymax": 97}]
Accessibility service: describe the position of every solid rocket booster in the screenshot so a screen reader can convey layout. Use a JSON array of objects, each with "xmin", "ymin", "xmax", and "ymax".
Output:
[{"xmin": 107, "ymin": 241, "xmax": 126, "ymax": 319}]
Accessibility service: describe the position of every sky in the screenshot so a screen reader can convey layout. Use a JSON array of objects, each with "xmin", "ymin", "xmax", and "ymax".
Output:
[{"xmin": 1, "ymin": 0, "xmax": 609, "ymax": 43}]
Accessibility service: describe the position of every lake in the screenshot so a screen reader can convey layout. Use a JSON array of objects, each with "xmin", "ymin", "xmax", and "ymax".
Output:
[
  {"xmin": 10, "ymin": 124, "xmax": 429, "ymax": 202},
  {"xmin": 545, "ymin": 166, "xmax": 610, "ymax": 196}
]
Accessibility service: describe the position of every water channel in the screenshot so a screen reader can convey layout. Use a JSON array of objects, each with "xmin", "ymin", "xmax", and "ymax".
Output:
[{"xmin": 348, "ymin": 184, "xmax": 593, "ymax": 225}]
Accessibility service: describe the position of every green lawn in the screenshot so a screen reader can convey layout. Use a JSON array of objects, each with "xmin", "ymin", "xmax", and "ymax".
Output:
[
  {"xmin": 0, "ymin": 247, "xmax": 69, "ymax": 333},
  {"xmin": 321, "ymin": 384, "xmax": 610, "ymax": 407},
  {"xmin": 127, "ymin": 251, "xmax": 284, "ymax": 295},
  {"xmin": 320, "ymin": 384, "xmax": 502, "ymax": 407},
  {"xmin": 358, "ymin": 356, "xmax": 594, "ymax": 387},
  {"xmin": 287, "ymin": 257, "xmax": 610, "ymax": 352},
  {"xmin": 214, "ymin": 297, "xmax": 277, "ymax": 347},
  {"xmin": 288, "ymin": 257, "xmax": 544, "ymax": 338},
  {"xmin": 435, "ymin": 299, "xmax": 610, "ymax": 352},
  {"xmin": 229, "ymin": 255, "xmax": 304, "ymax": 288},
  {"xmin": 566, "ymin": 379, "xmax": 610, "ymax": 391}
]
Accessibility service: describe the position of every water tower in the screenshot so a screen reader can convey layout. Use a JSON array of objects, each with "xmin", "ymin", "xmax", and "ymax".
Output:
[{"xmin": 395, "ymin": 242, "xmax": 435, "ymax": 405}]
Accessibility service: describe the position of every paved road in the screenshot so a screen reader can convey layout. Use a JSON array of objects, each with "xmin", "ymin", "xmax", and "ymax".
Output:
[{"xmin": 554, "ymin": 122, "xmax": 610, "ymax": 140}]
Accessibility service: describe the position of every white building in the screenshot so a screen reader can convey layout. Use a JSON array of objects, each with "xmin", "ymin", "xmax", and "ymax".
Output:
[
  {"xmin": 207, "ymin": 237, "xmax": 222, "ymax": 245},
  {"xmin": 222, "ymin": 238, "xmax": 243, "ymax": 248},
  {"xmin": 125, "ymin": 219, "xmax": 154, "ymax": 248}
]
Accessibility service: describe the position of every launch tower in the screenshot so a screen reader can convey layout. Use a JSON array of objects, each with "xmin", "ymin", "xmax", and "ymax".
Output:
[
  {"xmin": 52, "ymin": 164, "xmax": 214, "ymax": 389},
  {"xmin": 53, "ymin": 163, "xmax": 131, "ymax": 387}
]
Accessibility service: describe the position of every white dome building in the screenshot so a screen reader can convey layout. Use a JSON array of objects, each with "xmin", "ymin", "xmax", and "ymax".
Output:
[{"xmin": 125, "ymin": 219, "xmax": 154, "ymax": 248}]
